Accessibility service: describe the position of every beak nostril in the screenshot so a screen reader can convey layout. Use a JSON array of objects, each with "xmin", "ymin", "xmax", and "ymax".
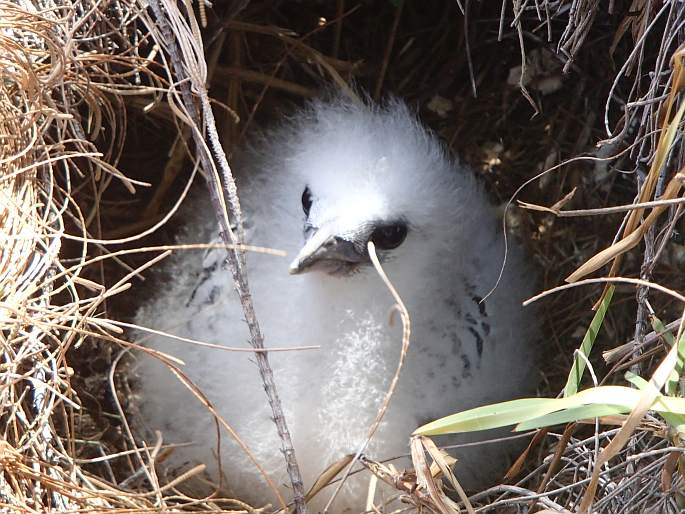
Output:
[
  {"xmin": 325, "ymin": 238, "xmax": 341, "ymax": 248},
  {"xmin": 289, "ymin": 225, "xmax": 367, "ymax": 275}
]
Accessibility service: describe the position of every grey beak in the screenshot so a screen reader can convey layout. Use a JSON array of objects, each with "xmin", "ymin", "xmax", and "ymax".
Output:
[{"xmin": 289, "ymin": 224, "xmax": 366, "ymax": 274}]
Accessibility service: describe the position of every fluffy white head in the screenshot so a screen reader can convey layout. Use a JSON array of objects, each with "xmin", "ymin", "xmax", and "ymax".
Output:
[
  {"xmin": 292, "ymin": 98, "xmax": 463, "ymax": 225},
  {"xmin": 246, "ymin": 96, "xmax": 491, "ymax": 277}
]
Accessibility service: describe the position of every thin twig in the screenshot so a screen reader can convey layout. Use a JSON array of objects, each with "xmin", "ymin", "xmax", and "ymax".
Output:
[
  {"xmin": 145, "ymin": 1, "xmax": 308, "ymax": 511},
  {"xmin": 323, "ymin": 241, "xmax": 411, "ymax": 512}
]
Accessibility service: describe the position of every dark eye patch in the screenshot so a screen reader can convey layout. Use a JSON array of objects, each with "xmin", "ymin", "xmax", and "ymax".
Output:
[
  {"xmin": 370, "ymin": 222, "xmax": 408, "ymax": 250},
  {"xmin": 301, "ymin": 186, "xmax": 313, "ymax": 216}
]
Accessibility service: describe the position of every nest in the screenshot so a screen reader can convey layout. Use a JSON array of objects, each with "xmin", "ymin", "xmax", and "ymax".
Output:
[
  {"xmin": 0, "ymin": 0, "xmax": 218, "ymax": 510},
  {"xmin": 3, "ymin": 0, "xmax": 685, "ymax": 512}
]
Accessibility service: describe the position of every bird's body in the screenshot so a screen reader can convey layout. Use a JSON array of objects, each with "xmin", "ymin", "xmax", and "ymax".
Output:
[{"xmin": 135, "ymin": 97, "xmax": 537, "ymax": 511}]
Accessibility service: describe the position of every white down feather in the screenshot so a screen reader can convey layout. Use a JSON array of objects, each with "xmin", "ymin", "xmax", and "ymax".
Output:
[{"xmin": 134, "ymin": 96, "xmax": 538, "ymax": 512}]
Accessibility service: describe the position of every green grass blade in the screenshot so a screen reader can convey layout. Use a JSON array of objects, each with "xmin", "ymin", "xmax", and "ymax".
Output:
[
  {"xmin": 564, "ymin": 285, "xmax": 614, "ymax": 398},
  {"xmin": 624, "ymin": 370, "xmax": 649, "ymax": 389},
  {"xmin": 414, "ymin": 385, "xmax": 685, "ymax": 436},
  {"xmin": 415, "ymin": 386, "xmax": 636, "ymax": 435},
  {"xmin": 649, "ymin": 316, "xmax": 675, "ymax": 346},
  {"xmin": 651, "ymin": 315, "xmax": 685, "ymax": 396},
  {"xmin": 626, "ymin": 370, "xmax": 685, "ymax": 433},
  {"xmin": 673, "ymin": 326, "xmax": 685, "ymax": 396},
  {"xmin": 515, "ymin": 403, "xmax": 629, "ymax": 431},
  {"xmin": 413, "ymin": 398, "xmax": 559, "ymax": 435}
]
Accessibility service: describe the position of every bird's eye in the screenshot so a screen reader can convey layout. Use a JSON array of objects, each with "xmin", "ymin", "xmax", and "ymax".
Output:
[
  {"xmin": 301, "ymin": 186, "xmax": 313, "ymax": 216},
  {"xmin": 371, "ymin": 222, "xmax": 408, "ymax": 250}
]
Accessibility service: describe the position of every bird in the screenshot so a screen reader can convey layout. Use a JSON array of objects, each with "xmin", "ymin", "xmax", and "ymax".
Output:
[{"xmin": 133, "ymin": 95, "xmax": 538, "ymax": 512}]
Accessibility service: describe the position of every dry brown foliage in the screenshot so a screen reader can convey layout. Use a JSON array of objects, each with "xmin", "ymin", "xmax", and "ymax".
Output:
[{"xmin": 5, "ymin": 0, "xmax": 685, "ymax": 512}]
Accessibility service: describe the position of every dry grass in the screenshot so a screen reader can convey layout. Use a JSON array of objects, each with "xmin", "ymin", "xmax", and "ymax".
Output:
[
  {"xmin": 4, "ymin": 0, "xmax": 685, "ymax": 512},
  {"xmin": 0, "ymin": 0, "xmax": 250, "ymax": 510}
]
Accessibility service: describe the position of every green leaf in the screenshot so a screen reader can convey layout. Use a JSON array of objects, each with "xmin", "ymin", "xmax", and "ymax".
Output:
[
  {"xmin": 624, "ymin": 370, "xmax": 649, "ymax": 389},
  {"xmin": 564, "ymin": 286, "xmax": 614, "ymax": 397},
  {"xmin": 658, "ymin": 406, "xmax": 685, "ymax": 433},
  {"xmin": 650, "ymin": 316, "xmax": 675, "ymax": 346},
  {"xmin": 626, "ymin": 370, "xmax": 685, "ymax": 433},
  {"xmin": 414, "ymin": 398, "xmax": 559, "ymax": 435},
  {"xmin": 515, "ymin": 403, "xmax": 629, "ymax": 431},
  {"xmin": 651, "ymin": 315, "xmax": 685, "ymax": 396},
  {"xmin": 414, "ymin": 385, "xmax": 685, "ymax": 436}
]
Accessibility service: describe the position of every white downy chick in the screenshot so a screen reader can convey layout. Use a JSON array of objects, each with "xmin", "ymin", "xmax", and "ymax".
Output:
[{"xmin": 134, "ymin": 97, "xmax": 537, "ymax": 511}]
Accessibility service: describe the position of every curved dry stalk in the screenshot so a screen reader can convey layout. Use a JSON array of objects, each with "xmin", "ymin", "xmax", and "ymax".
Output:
[{"xmin": 322, "ymin": 241, "xmax": 412, "ymax": 512}]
